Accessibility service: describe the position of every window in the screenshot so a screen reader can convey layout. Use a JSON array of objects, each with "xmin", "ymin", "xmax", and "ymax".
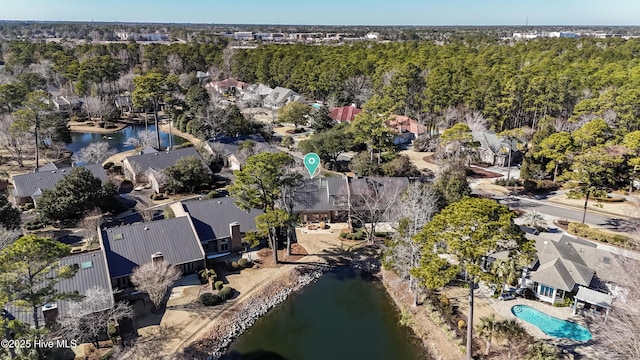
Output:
[
  {"xmin": 220, "ymin": 240, "xmax": 229, "ymax": 252},
  {"xmin": 81, "ymin": 261, "xmax": 93, "ymax": 269},
  {"xmin": 539, "ymin": 285, "xmax": 554, "ymax": 298}
]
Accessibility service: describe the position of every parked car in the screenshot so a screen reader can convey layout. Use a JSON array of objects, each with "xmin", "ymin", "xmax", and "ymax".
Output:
[{"xmin": 498, "ymin": 292, "xmax": 516, "ymax": 301}]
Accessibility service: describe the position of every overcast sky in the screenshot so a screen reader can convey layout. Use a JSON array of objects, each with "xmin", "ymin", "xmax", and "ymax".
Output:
[{"xmin": 3, "ymin": 0, "xmax": 640, "ymax": 26}]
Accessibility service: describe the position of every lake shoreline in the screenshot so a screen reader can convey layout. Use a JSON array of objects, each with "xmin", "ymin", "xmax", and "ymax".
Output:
[
  {"xmin": 181, "ymin": 264, "xmax": 328, "ymax": 360},
  {"xmin": 378, "ymin": 269, "xmax": 466, "ymax": 360}
]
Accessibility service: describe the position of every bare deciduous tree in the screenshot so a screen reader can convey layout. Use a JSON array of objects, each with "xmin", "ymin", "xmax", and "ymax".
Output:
[
  {"xmin": 222, "ymin": 46, "xmax": 235, "ymax": 77},
  {"xmin": 464, "ymin": 110, "xmax": 487, "ymax": 132},
  {"xmin": 343, "ymin": 75, "xmax": 373, "ymax": 107},
  {"xmin": 130, "ymin": 260, "xmax": 182, "ymax": 312},
  {"xmin": 343, "ymin": 177, "xmax": 406, "ymax": 244},
  {"xmin": 166, "ymin": 54, "xmax": 184, "ymax": 75},
  {"xmin": 591, "ymin": 257, "xmax": 640, "ymax": 360},
  {"xmin": 58, "ymin": 287, "xmax": 134, "ymax": 349},
  {"xmin": 79, "ymin": 209, "xmax": 103, "ymax": 246},
  {"xmin": 0, "ymin": 224, "xmax": 22, "ymax": 251},
  {"xmin": 124, "ymin": 130, "xmax": 156, "ymax": 149},
  {"xmin": 84, "ymin": 96, "xmax": 115, "ymax": 121},
  {"xmin": 386, "ymin": 183, "xmax": 439, "ymax": 306},
  {"xmin": 76, "ymin": 141, "xmax": 115, "ymax": 164},
  {"xmin": 0, "ymin": 114, "xmax": 30, "ymax": 167}
]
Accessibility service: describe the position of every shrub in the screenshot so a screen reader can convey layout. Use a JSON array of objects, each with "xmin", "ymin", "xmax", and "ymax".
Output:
[
  {"xmin": 85, "ymin": 122, "xmax": 95, "ymax": 127},
  {"xmin": 111, "ymin": 165, "xmax": 123, "ymax": 175},
  {"xmin": 457, "ymin": 319, "xmax": 466, "ymax": 330},
  {"xmin": 164, "ymin": 206, "xmax": 175, "ymax": 219},
  {"xmin": 104, "ymin": 122, "xmax": 117, "ymax": 129},
  {"xmin": 70, "ymin": 115, "xmax": 80, "ymax": 122},
  {"xmin": 340, "ymin": 232, "xmax": 348, "ymax": 239},
  {"xmin": 238, "ymin": 258, "xmax": 250, "ymax": 268},
  {"xmin": 568, "ymin": 222, "xmax": 630, "ymax": 247},
  {"xmin": 495, "ymin": 178, "xmax": 519, "ymax": 187},
  {"xmin": 97, "ymin": 122, "xmax": 105, "ymax": 128},
  {"xmin": 103, "ymin": 162, "xmax": 114, "ymax": 170},
  {"xmin": 231, "ymin": 261, "xmax": 240, "ymax": 270},
  {"xmin": 219, "ymin": 286, "xmax": 234, "ymax": 300},
  {"xmin": 205, "ymin": 190, "xmax": 219, "ymax": 199},
  {"xmin": 214, "ymin": 281, "xmax": 223, "ymax": 291},
  {"xmin": 200, "ymin": 293, "xmax": 223, "ymax": 306}
]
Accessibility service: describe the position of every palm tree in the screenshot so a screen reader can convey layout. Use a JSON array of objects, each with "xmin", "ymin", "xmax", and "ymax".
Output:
[
  {"xmin": 495, "ymin": 319, "xmax": 529, "ymax": 360},
  {"xmin": 526, "ymin": 341, "xmax": 560, "ymax": 360},
  {"xmin": 476, "ymin": 315, "xmax": 499, "ymax": 356},
  {"xmin": 492, "ymin": 258, "xmax": 520, "ymax": 288},
  {"xmin": 198, "ymin": 268, "xmax": 217, "ymax": 289},
  {"xmin": 523, "ymin": 210, "xmax": 546, "ymax": 229}
]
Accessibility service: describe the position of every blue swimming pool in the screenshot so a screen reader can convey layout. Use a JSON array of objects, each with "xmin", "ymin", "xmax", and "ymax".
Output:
[{"xmin": 511, "ymin": 305, "xmax": 592, "ymax": 341}]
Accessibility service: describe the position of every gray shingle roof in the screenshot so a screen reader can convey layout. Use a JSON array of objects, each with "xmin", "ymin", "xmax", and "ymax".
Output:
[
  {"xmin": 4, "ymin": 250, "xmax": 113, "ymax": 326},
  {"xmin": 181, "ymin": 198, "xmax": 263, "ymax": 241},
  {"xmin": 530, "ymin": 236, "xmax": 598, "ymax": 291},
  {"xmin": 124, "ymin": 147, "xmax": 202, "ymax": 173},
  {"xmin": 100, "ymin": 217, "xmax": 204, "ymax": 279},
  {"xmin": 12, "ymin": 164, "xmax": 109, "ymax": 198},
  {"xmin": 206, "ymin": 134, "xmax": 277, "ymax": 157}
]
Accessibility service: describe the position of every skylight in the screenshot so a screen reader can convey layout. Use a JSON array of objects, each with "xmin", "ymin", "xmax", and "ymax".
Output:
[{"xmin": 81, "ymin": 261, "xmax": 93, "ymax": 269}]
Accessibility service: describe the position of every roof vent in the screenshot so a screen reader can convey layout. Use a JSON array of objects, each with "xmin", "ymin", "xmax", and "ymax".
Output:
[
  {"xmin": 217, "ymin": 201, "xmax": 222, "ymax": 204},
  {"xmin": 61, "ymin": 169, "xmax": 65, "ymax": 172},
  {"xmin": 52, "ymin": 171, "xmax": 56, "ymax": 173},
  {"xmin": 543, "ymin": 241, "xmax": 548, "ymax": 244},
  {"xmin": 603, "ymin": 257, "xmax": 611, "ymax": 264},
  {"xmin": 579, "ymin": 248, "xmax": 584, "ymax": 253},
  {"xmin": 144, "ymin": 226, "xmax": 149, "ymax": 230}
]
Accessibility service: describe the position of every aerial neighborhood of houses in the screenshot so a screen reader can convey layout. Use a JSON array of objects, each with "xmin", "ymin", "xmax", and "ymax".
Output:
[{"xmin": 1, "ymin": 27, "xmax": 640, "ymax": 360}]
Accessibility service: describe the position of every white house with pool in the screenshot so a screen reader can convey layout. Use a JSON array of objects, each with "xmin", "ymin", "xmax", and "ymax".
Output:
[{"xmin": 520, "ymin": 233, "xmax": 623, "ymax": 315}]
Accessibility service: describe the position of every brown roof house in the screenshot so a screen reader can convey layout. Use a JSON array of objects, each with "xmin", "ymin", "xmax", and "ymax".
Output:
[{"xmin": 385, "ymin": 115, "xmax": 426, "ymax": 144}]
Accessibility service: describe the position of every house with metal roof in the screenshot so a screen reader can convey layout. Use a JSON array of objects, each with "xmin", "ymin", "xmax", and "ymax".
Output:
[
  {"xmin": 3, "ymin": 250, "xmax": 113, "ymax": 326},
  {"xmin": 98, "ymin": 216, "xmax": 205, "ymax": 289},
  {"xmin": 170, "ymin": 198, "xmax": 263, "ymax": 261},
  {"xmin": 330, "ymin": 105, "xmax": 362, "ymax": 123},
  {"xmin": 122, "ymin": 147, "xmax": 208, "ymax": 192},
  {"xmin": 204, "ymin": 134, "xmax": 279, "ymax": 170},
  {"xmin": 522, "ymin": 233, "xmax": 622, "ymax": 308},
  {"xmin": 472, "ymin": 130, "xmax": 522, "ymax": 167},
  {"xmin": 11, "ymin": 164, "xmax": 109, "ymax": 207}
]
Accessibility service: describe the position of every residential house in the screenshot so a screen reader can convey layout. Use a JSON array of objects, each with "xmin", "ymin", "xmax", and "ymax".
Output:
[
  {"xmin": 329, "ymin": 105, "xmax": 362, "ymax": 123},
  {"xmin": 263, "ymin": 87, "xmax": 305, "ymax": 110},
  {"xmin": 472, "ymin": 131, "xmax": 521, "ymax": 166},
  {"xmin": 522, "ymin": 233, "xmax": 621, "ymax": 312},
  {"xmin": 196, "ymin": 71, "xmax": 211, "ymax": 83},
  {"xmin": 292, "ymin": 175, "xmax": 410, "ymax": 224},
  {"xmin": 205, "ymin": 134, "xmax": 278, "ymax": 170},
  {"xmin": 122, "ymin": 147, "xmax": 208, "ymax": 192},
  {"xmin": 3, "ymin": 250, "xmax": 113, "ymax": 326},
  {"xmin": 50, "ymin": 96, "xmax": 82, "ymax": 113},
  {"xmin": 208, "ymin": 78, "xmax": 249, "ymax": 95},
  {"xmin": 385, "ymin": 115, "xmax": 426, "ymax": 145},
  {"xmin": 11, "ymin": 164, "xmax": 109, "ymax": 207},
  {"xmin": 99, "ymin": 217, "xmax": 205, "ymax": 289},
  {"xmin": 238, "ymin": 84, "xmax": 273, "ymax": 107},
  {"xmin": 114, "ymin": 95, "xmax": 134, "ymax": 114},
  {"xmin": 171, "ymin": 198, "xmax": 263, "ymax": 261}
]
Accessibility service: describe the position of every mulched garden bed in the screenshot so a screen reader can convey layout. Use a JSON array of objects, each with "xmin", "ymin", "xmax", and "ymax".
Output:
[{"xmin": 255, "ymin": 243, "xmax": 308, "ymax": 268}]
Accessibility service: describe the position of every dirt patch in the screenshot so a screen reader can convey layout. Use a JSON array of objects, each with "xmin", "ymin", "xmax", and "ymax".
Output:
[
  {"xmin": 423, "ymin": 154, "xmax": 436, "ymax": 164},
  {"xmin": 256, "ymin": 243, "xmax": 308, "ymax": 268}
]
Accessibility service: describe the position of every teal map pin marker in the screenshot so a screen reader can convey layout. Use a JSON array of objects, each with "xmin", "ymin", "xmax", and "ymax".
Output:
[{"xmin": 303, "ymin": 153, "xmax": 321, "ymax": 178}]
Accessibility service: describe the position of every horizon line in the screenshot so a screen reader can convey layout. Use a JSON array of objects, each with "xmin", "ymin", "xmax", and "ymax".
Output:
[{"xmin": 1, "ymin": 19, "xmax": 639, "ymax": 28}]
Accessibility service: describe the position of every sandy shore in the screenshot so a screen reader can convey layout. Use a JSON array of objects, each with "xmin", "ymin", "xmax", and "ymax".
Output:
[
  {"xmin": 158, "ymin": 123, "xmax": 203, "ymax": 146},
  {"xmin": 68, "ymin": 121, "xmax": 128, "ymax": 134}
]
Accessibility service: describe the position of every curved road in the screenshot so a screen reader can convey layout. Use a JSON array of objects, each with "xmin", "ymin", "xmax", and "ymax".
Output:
[{"xmin": 501, "ymin": 196, "xmax": 636, "ymax": 233}]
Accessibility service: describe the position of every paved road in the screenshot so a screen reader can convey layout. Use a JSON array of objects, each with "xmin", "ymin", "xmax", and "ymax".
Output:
[{"xmin": 502, "ymin": 197, "xmax": 636, "ymax": 233}]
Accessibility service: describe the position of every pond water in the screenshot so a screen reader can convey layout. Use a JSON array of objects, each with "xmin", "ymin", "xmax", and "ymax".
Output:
[
  {"xmin": 226, "ymin": 268, "xmax": 431, "ymax": 360},
  {"xmin": 67, "ymin": 124, "xmax": 186, "ymax": 155}
]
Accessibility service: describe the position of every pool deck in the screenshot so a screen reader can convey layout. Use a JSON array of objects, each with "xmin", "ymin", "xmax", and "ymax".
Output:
[{"xmin": 490, "ymin": 297, "xmax": 604, "ymax": 358}]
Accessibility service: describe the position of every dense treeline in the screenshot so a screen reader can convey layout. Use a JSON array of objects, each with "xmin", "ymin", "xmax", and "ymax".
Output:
[{"xmin": 232, "ymin": 38, "xmax": 640, "ymax": 132}]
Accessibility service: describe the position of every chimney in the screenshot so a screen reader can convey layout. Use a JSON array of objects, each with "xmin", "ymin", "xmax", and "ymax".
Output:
[
  {"xmin": 42, "ymin": 303, "xmax": 58, "ymax": 324},
  {"xmin": 229, "ymin": 222, "xmax": 241, "ymax": 252},
  {"xmin": 151, "ymin": 252, "xmax": 164, "ymax": 263}
]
